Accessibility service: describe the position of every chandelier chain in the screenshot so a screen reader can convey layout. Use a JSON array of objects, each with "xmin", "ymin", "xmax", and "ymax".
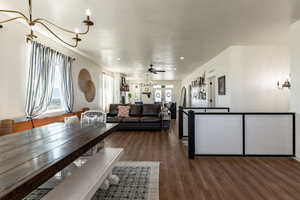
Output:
[{"xmin": 0, "ymin": 0, "xmax": 94, "ymax": 48}]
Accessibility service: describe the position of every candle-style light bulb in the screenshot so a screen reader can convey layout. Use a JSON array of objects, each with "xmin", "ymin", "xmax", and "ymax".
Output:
[
  {"xmin": 86, "ymin": 9, "xmax": 91, "ymax": 17},
  {"xmin": 30, "ymin": 24, "xmax": 36, "ymax": 32},
  {"xmin": 74, "ymin": 28, "xmax": 80, "ymax": 34}
]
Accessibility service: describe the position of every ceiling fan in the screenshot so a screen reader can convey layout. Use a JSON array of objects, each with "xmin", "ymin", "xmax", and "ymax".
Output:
[{"xmin": 148, "ymin": 64, "xmax": 166, "ymax": 74}]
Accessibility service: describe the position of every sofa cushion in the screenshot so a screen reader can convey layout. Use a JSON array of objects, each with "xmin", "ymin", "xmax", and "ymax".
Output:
[
  {"xmin": 123, "ymin": 117, "xmax": 140, "ymax": 123},
  {"xmin": 142, "ymin": 104, "xmax": 161, "ymax": 116},
  {"xmin": 117, "ymin": 106, "xmax": 130, "ymax": 118},
  {"xmin": 108, "ymin": 104, "xmax": 119, "ymax": 116},
  {"xmin": 140, "ymin": 117, "xmax": 161, "ymax": 123},
  {"xmin": 130, "ymin": 105, "xmax": 142, "ymax": 116},
  {"xmin": 107, "ymin": 117, "xmax": 123, "ymax": 123}
]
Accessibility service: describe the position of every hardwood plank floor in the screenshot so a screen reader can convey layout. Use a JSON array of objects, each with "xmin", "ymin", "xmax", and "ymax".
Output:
[{"xmin": 105, "ymin": 120, "xmax": 300, "ymax": 200}]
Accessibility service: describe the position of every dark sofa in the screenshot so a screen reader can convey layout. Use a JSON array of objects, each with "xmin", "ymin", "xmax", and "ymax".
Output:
[{"xmin": 106, "ymin": 104, "xmax": 163, "ymax": 130}]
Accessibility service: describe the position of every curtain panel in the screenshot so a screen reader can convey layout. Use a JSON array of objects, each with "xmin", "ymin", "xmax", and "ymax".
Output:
[
  {"xmin": 25, "ymin": 41, "xmax": 74, "ymax": 119},
  {"xmin": 102, "ymin": 73, "xmax": 114, "ymax": 112},
  {"xmin": 59, "ymin": 54, "xmax": 74, "ymax": 113}
]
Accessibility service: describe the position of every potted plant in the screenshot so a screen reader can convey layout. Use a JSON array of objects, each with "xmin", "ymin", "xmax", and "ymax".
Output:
[{"xmin": 128, "ymin": 93, "xmax": 132, "ymax": 104}]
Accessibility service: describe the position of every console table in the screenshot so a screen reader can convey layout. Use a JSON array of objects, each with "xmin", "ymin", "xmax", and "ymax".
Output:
[{"xmin": 0, "ymin": 122, "xmax": 118, "ymax": 200}]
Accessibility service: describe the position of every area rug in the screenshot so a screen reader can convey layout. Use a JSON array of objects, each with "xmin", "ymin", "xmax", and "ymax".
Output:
[{"xmin": 24, "ymin": 161, "xmax": 160, "ymax": 200}]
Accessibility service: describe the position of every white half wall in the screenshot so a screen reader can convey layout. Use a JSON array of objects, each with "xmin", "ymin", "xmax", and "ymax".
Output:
[{"xmin": 0, "ymin": 21, "xmax": 103, "ymax": 120}]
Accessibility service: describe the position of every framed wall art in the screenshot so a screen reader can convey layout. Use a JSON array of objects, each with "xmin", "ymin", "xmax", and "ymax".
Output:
[{"xmin": 218, "ymin": 75, "xmax": 226, "ymax": 95}]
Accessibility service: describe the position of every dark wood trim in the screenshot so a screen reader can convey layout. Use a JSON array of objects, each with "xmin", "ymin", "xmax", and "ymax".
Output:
[
  {"xmin": 194, "ymin": 154, "xmax": 294, "ymax": 157},
  {"xmin": 188, "ymin": 110, "xmax": 195, "ymax": 159},
  {"xmin": 183, "ymin": 107, "xmax": 230, "ymax": 112},
  {"xmin": 293, "ymin": 113, "xmax": 296, "ymax": 157},
  {"xmin": 178, "ymin": 106, "xmax": 183, "ymax": 139},
  {"xmin": 242, "ymin": 114, "xmax": 245, "ymax": 155},
  {"xmin": 182, "ymin": 110, "xmax": 189, "ymax": 115},
  {"xmin": 194, "ymin": 112, "xmax": 295, "ymax": 115},
  {"xmin": 194, "ymin": 154, "xmax": 243, "ymax": 157}
]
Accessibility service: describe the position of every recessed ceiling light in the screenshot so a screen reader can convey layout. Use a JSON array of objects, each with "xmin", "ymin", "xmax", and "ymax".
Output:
[
  {"xmin": 180, "ymin": 56, "xmax": 185, "ymax": 60},
  {"xmin": 117, "ymin": 58, "xmax": 121, "ymax": 61}
]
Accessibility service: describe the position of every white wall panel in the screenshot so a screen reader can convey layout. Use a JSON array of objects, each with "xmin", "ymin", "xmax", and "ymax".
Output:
[
  {"xmin": 195, "ymin": 115, "xmax": 243, "ymax": 154},
  {"xmin": 183, "ymin": 112, "xmax": 188, "ymax": 137},
  {"xmin": 245, "ymin": 115, "xmax": 293, "ymax": 155}
]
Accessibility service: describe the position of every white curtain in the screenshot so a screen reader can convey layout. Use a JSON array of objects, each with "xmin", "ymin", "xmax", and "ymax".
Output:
[
  {"xmin": 25, "ymin": 42, "xmax": 58, "ymax": 118},
  {"xmin": 58, "ymin": 55, "xmax": 74, "ymax": 113},
  {"xmin": 102, "ymin": 73, "xmax": 114, "ymax": 112},
  {"xmin": 25, "ymin": 41, "xmax": 74, "ymax": 118},
  {"xmin": 113, "ymin": 72, "xmax": 121, "ymax": 104}
]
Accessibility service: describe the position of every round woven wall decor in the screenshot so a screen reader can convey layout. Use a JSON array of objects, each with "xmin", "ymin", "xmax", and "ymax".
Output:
[{"xmin": 78, "ymin": 69, "xmax": 96, "ymax": 102}]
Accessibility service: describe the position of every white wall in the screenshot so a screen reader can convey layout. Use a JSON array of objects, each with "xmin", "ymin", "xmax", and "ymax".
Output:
[
  {"xmin": 0, "ymin": 21, "xmax": 103, "ymax": 120},
  {"xmin": 290, "ymin": 20, "xmax": 300, "ymax": 158},
  {"xmin": 231, "ymin": 46, "xmax": 290, "ymax": 112},
  {"xmin": 182, "ymin": 48, "xmax": 232, "ymax": 108},
  {"xmin": 181, "ymin": 45, "xmax": 290, "ymax": 112}
]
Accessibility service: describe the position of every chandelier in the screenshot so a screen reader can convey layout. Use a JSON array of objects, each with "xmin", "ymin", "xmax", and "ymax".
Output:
[
  {"xmin": 0, "ymin": 0, "xmax": 94, "ymax": 48},
  {"xmin": 140, "ymin": 73, "xmax": 154, "ymax": 88}
]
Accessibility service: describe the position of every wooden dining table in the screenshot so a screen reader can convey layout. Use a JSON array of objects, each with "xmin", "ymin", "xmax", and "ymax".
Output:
[{"xmin": 0, "ymin": 122, "xmax": 118, "ymax": 200}]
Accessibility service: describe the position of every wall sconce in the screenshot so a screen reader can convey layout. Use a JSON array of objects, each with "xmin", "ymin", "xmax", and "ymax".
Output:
[{"xmin": 277, "ymin": 78, "xmax": 291, "ymax": 89}]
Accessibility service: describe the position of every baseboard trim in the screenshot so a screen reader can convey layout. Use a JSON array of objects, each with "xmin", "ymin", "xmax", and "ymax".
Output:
[{"xmin": 293, "ymin": 157, "xmax": 300, "ymax": 162}]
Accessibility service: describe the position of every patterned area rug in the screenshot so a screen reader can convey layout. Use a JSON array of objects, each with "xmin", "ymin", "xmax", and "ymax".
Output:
[{"xmin": 24, "ymin": 161, "xmax": 160, "ymax": 200}]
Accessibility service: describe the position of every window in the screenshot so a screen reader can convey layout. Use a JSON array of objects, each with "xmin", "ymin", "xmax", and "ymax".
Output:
[
  {"xmin": 154, "ymin": 89, "xmax": 162, "ymax": 102},
  {"xmin": 165, "ymin": 89, "xmax": 173, "ymax": 103},
  {"xmin": 153, "ymin": 84, "xmax": 174, "ymax": 103},
  {"xmin": 47, "ymin": 66, "xmax": 63, "ymax": 111},
  {"xmin": 102, "ymin": 73, "xmax": 114, "ymax": 112}
]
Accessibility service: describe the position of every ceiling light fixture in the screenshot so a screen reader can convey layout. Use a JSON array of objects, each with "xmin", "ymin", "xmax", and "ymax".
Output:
[
  {"xmin": 0, "ymin": 0, "xmax": 94, "ymax": 48},
  {"xmin": 180, "ymin": 56, "xmax": 185, "ymax": 60},
  {"xmin": 117, "ymin": 58, "xmax": 121, "ymax": 61}
]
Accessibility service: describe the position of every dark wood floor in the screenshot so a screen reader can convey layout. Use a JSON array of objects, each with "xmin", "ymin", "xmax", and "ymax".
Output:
[{"xmin": 105, "ymin": 120, "xmax": 300, "ymax": 200}]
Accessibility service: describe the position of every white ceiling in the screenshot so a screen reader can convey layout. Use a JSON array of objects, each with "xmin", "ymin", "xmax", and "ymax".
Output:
[{"xmin": 0, "ymin": 0, "xmax": 296, "ymax": 80}]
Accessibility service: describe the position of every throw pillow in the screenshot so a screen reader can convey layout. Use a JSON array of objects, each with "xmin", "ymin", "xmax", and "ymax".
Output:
[{"xmin": 118, "ymin": 106, "xmax": 130, "ymax": 118}]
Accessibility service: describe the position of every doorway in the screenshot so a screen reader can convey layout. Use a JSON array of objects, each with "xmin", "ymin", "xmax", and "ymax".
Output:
[
  {"xmin": 208, "ymin": 76, "xmax": 216, "ymax": 107},
  {"xmin": 153, "ymin": 85, "xmax": 174, "ymax": 103}
]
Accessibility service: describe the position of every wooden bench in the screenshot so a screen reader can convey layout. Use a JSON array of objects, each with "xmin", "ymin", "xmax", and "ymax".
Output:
[
  {"xmin": 0, "ymin": 120, "xmax": 14, "ymax": 136},
  {"xmin": 42, "ymin": 148, "xmax": 124, "ymax": 200}
]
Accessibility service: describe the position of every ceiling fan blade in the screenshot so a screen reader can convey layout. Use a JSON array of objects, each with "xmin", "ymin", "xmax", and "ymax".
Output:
[{"xmin": 155, "ymin": 70, "xmax": 166, "ymax": 73}]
